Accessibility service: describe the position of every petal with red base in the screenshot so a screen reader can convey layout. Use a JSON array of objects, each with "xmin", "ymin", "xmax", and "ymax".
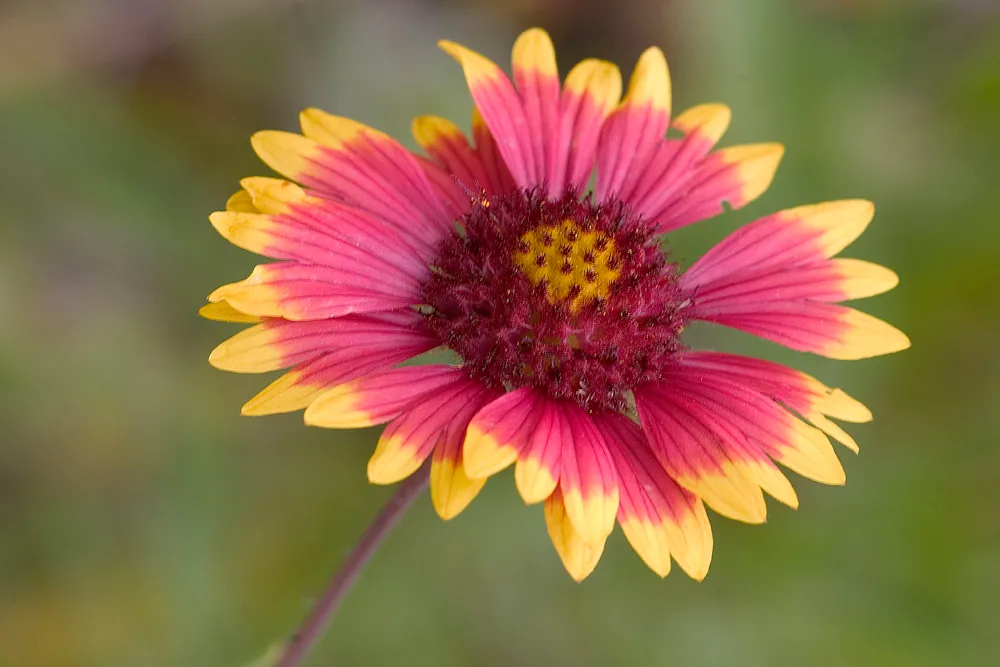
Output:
[
  {"xmin": 209, "ymin": 310, "xmax": 433, "ymax": 374},
  {"xmin": 240, "ymin": 336, "xmax": 435, "ymax": 417},
  {"xmin": 208, "ymin": 261, "xmax": 419, "ymax": 321},
  {"xmin": 463, "ymin": 387, "xmax": 544, "ymax": 479},
  {"xmin": 558, "ymin": 402, "xmax": 620, "ymax": 545},
  {"xmin": 250, "ymin": 114, "xmax": 449, "ymax": 251},
  {"xmin": 667, "ymin": 383, "xmax": 801, "ymax": 508},
  {"xmin": 412, "ymin": 115, "xmax": 491, "ymax": 214},
  {"xmin": 598, "ymin": 413, "xmax": 714, "ymax": 579},
  {"xmin": 665, "ymin": 364, "xmax": 846, "ymax": 486},
  {"xmin": 690, "ymin": 298, "xmax": 908, "ymax": 361},
  {"xmin": 514, "ymin": 398, "xmax": 564, "ymax": 504},
  {"xmin": 595, "ymin": 47, "xmax": 672, "ymax": 201},
  {"xmin": 369, "ymin": 377, "xmax": 491, "ymax": 485},
  {"xmin": 647, "ymin": 143, "xmax": 784, "ymax": 233},
  {"xmin": 439, "ymin": 38, "xmax": 538, "ymax": 188},
  {"xmin": 545, "ymin": 59, "xmax": 622, "ymax": 194},
  {"xmin": 304, "ymin": 365, "xmax": 466, "ymax": 429},
  {"xmin": 511, "ymin": 28, "xmax": 560, "ymax": 186},
  {"xmin": 211, "ymin": 180, "xmax": 432, "ymax": 279},
  {"xmin": 471, "ymin": 108, "xmax": 517, "ymax": 195},
  {"xmin": 208, "ymin": 211, "xmax": 423, "ymax": 296},
  {"xmin": 683, "ymin": 200, "xmax": 878, "ymax": 285},
  {"xmin": 210, "ymin": 203, "xmax": 426, "ymax": 295},
  {"xmin": 615, "ymin": 103, "xmax": 731, "ymax": 215},
  {"xmin": 681, "ymin": 351, "xmax": 871, "ymax": 452},
  {"xmin": 635, "ymin": 386, "xmax": 768, "ymax": 523},
  {"xmin": 682, "ymin": 201, "xmax": 909, "ymax": 359},
  {"xmin": 430, "ymin": 384, "xmax": 500, "ymax": 519},
  {"xmin": 545, "ymin": 487, "xmax": 607, "ymax": 582}
]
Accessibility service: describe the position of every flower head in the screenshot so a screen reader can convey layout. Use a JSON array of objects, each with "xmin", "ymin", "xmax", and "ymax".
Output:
[{"xmin": 204, "ymin": 28, "xmax": 908, "ymax": 581}]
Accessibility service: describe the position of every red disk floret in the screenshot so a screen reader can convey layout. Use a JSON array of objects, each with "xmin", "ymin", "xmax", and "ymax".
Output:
[{"xmin": 420, "ymin": 188, "xmax": 687, "ymax": 412}]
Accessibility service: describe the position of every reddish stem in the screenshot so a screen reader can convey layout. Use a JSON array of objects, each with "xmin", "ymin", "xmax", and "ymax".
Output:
[{"xmin": 275, "ymin": 465, "xmax": 430, "ymax": 667}]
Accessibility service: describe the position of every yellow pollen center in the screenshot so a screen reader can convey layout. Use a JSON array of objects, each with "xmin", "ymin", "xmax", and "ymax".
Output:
[{"xmin": 514, "ymin": 220, "xmax": 619, "ymax": 311}]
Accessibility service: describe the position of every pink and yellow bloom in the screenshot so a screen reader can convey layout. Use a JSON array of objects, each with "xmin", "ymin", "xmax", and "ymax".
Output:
[{"xmin": 204, "ymin": 29, "xmax": 908, "ymax": 581}]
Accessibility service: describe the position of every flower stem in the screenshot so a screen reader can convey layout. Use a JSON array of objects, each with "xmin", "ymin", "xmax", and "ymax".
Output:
[{"xmin": 275, "ymin": 464, "xmax": 430, "ymax": 667}]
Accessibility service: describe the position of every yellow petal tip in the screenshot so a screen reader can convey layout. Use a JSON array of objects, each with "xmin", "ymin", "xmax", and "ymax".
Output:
[
  {"xmin": 672, "ymin": 103, "xmax": 732, "ymax": 145},
  {"xmin": 625, "ymin": 46, "xmax": 671, "ymax": 113},
  {"xmin": 826, "ymin": 312, "xmax": 911, "ymax": 360},
  {"xmin": 438, "ymin": 40, "xmax": 500, "ymax": 84},
  {"xmin": 367, "ymin": 435, "xmax": 424, "ymax": 486},
  {"xmin": 198, "ymin": 301, "xmax": 263, "ymax": 324},
  {"xmin": 512, "ymin": 27, "xmax": 557, "ymax": 77},
  {"xmin": 431, "ymin": 458, "xmax": 486, "ymax": 521},
  {"xmin": 250, "ymin": 130, "xmax": 318, "ymax": 180},
  {"xmin": 463, "ymin": 426, "xmax": 519, "ymax": 479}
]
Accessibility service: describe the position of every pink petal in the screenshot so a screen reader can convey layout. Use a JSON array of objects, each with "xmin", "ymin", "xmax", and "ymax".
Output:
[
  {"xmin": 681, "ymin": 201, "xmax": 908, "ymax": 359},
  {"xmin": 463, "ymin": 387, "xmax": 545, "ymax": 479},
  {"xmin": 368, "ymin": 378, "xmax": 489, "ymax": 484},
  {"xmin": 511, "ymin": 28, "xmax": 560, "ymax": 187},
  {"xmin": 635, "ymin": 385, "xmax": 768, "ymax": 524},
  {"xmin": 549, "ymin": 59, "xmax": 622, "ymax": 194},
  {"xmin": 251, "ymin": 112, "xmax": 451, "ymax": 252},
  {"xmin": 557, "ymin": 402, "xmax": 620, "ymax": 546},
  {"xmin": 304, "ymin": 365, "xmax": 469, "ymax": 428},
  {"xmin": 240, "ymin": 338, "xmax": 435, "ymax": 416},
  {"xmin": 209, "ymin": 309, "xmax": 433, "ymax": 374},
  {"xmin": 440, "ymin": 40, "xmax": 539, "ymax": 188},
  {"xmin": 597, "ymin": 412, "xmax": 713, "ymax": 580},
  {"xmin": 208, "ymin": 261, "xmax": 420, "ymax": 321},
  {"xmin": 595, "ymin": 47, "xmax": 672, "ymax": 202}
]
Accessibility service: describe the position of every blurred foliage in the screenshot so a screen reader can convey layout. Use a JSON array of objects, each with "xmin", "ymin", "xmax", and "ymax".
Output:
[{"xmin": 1, "ymin": 0, "xmax": 998, "ymax": 666}]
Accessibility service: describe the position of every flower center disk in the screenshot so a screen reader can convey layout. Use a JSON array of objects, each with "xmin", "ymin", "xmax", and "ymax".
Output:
[{"xmin": 420, "ymin": 189, "xmax": 686, "ymax": 412}]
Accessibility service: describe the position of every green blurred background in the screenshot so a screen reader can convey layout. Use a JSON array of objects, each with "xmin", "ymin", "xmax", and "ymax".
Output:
[{"xmin": 1, "ymin": 0, "xmax": 998, "ymax": 665}]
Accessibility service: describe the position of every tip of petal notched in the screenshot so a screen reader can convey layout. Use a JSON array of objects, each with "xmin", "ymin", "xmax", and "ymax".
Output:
[
  {"xmin": 672, "ymin": 103, "xmax": 732, "ymax": 145},
  {"xmin": 512, "ymin": 28, "xmax": 557, "ymax": 76},
  {"xmin": 209, "ymin": 210, "xmax": 248, "ymax": 240},
  {"xmin": 625, "ymin": 47, "xmax": 671, "ymax": 113},
  {"xmin": 810, "ymin": 414, "xmax": 861, "ymax": 454},
  {"xmin": 239, "ymin": 176, "xmax": 308, "ymax": 214},
  {"xmin": 251, "ymin": 131, "xmax": 318, "ymax": 181},
  {"xmin": 431, "ymin": 458, "xmax": 486, "ymax": 520},
  {"xmin": 777, "ymin": 423, "xmax": 847, "ymax": 486},
  {"xmin": 720, "ymin": 142, "xmax": 784, "ymax": 205},
  {"xmin": 749, "ymin": 462, "xmax": 799, "ymax": 510},
  {"xmin": 226, "ymin": 190, "xmax": 258, "ymax": 213},
  {"xmin": 686, "ymin": 466, "xmax": 768, "ymax": 525},
  {"xmin": 545, "ymin": 495, "xmax": 606, "ymax": 582},
  {"xmin": 438, "ymin": 40, "xmax": 501, "ymax": 84},
  {"xmin": 817, "ymin": 388, "xmax": 873, "ymax": 423},
  {"xmin": 826, "ymin": 311, "xmax": 911, "ymax": 360}
]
